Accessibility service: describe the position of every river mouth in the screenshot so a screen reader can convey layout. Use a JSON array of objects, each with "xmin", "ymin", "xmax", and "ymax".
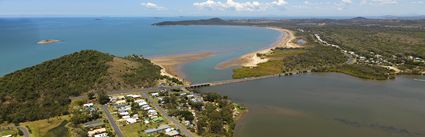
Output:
[{"xmin": 201, "ymin": 73, "xmax": 425, "ymax": 137}]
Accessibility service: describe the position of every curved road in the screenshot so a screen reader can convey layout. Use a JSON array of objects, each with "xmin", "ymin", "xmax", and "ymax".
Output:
[
  {"xmin": 17, "ymin": 126, "xmax": 29, "ymax": 137},
  {"xmin": 101, "ymin": 105, "xmax": 124, "ymax": 137}
]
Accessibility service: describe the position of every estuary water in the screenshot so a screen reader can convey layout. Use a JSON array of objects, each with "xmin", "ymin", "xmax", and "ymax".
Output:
[
  {"xmin": 0, "ymin": 17, "xmax": 281, "ymax": 82},
  {"xmin": 202, "ymin": 73, "xmax": 425, "ymax": 137}
]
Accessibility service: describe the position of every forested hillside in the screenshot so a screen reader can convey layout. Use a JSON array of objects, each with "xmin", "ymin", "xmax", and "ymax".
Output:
[{"xmin": 0, "ymin": 50, "xmax": 162, "ymax": 123}]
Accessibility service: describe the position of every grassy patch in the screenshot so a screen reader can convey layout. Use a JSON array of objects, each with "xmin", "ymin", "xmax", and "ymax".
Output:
[
  {"xmin": 120, "ymin": 123, "xmax": 142, "ymax": 137},
  {"xmin": 233, "ymin": 60, "xmax": 283, "ymax": 79},
  {"xmin": 0, "ymin": 124, "xmax": 20, "ymax": 137},
  {"xmin": 21, "ymin": 115, "xmax": 70, "ymax": 137},
  {"xmin": 233, "ymin": 48, "xmax": 307, "ymax": 79},
  {"xmin": 44, "ymin": 120, "xmax": 69, "ymax": 137},
  {"xmin": 263, "ymin": 48, "xmax": 306, "ymax": 59}
]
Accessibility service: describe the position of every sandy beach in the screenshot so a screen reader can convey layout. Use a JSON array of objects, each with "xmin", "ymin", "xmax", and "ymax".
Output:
[
  {"xmin": 150, "ymin": 52, "xmax": 214, "ymax": 83},
  {"xmin": 151, "ymin": 27, "xmax": 301, "ymax": 82},
  {"xmin": 215, "ymin": 27, "xmax": 303, "ymax": 70}
]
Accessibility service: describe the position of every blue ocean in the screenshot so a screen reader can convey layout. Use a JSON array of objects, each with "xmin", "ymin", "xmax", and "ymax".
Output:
[{"xmin": 0, "ymin": 17, "xmax": 280, "ymax": 82}]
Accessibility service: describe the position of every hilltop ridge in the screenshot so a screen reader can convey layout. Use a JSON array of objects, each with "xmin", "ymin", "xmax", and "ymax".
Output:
[{"xmin": 0, "ymin": 50, "xmax": 167, "ymax": 123}]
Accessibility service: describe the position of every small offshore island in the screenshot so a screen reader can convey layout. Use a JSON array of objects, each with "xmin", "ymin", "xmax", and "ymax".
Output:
[{"xmin": 37, "ymin": 39, "xmax": 63, "ymax": 45}]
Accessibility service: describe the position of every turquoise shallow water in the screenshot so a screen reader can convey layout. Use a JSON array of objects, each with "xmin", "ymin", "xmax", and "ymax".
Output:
[{"xmin": 0, "ymin": 17, "xmax": 280, "ymax": 82}]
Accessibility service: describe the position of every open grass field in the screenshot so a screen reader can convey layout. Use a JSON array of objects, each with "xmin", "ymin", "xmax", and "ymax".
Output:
[
  {"xmin": 21, "ymin": 115, "xmax": 70, "ymax": 137},
  {"xmin": 233, "ymin": 60, "xmax": 284, "ymax": 79},
  {"xmin": 120, "ymin": 123, "xmax": 142, "ymax": 137}
]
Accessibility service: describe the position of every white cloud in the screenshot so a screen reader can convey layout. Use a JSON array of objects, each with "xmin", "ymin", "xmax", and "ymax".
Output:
[
  {"xmin": 141, "ymin": 2, "xmax": 166, "ymax": 10},
  {"xmin": 193, "ymin": 0, "xmax": 287, "ymax": 11},
  {"xmin": 336, "ymin": 0, "xmax": 352, "ymax": 10},
  {"xmin": 272, "ymin": 0, "xmax": 287, "ymax": 6},
  {"xmin": 411, "ymin": 1, "xmax": 424, "ymax": 4},
  {"xmin": 342, "ymin": 0, "xmax": 352, "ymax": 4},
  {"xmin": 361, "ymin": 0, "xmax": 398, "ymax": 5}
]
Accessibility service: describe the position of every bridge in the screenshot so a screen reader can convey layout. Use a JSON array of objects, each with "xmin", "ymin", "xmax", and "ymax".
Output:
[
  {"xmin": 188, "ymin": 70, "xmax": 312, "ymax": 88},
  {"xmin": 105, "ymin": 70, "xmax": 312, "ymax": 95}
]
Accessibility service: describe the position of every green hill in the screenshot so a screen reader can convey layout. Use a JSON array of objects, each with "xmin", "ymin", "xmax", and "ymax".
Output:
[{"xmin": 0, "ymin": 50, "xmax": 163, "ymax": 123}]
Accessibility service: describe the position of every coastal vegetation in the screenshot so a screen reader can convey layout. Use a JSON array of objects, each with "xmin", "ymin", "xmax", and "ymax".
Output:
[
  {"xmin": 122, "ymin": 55, "xmax": 162, "ymax": 88},
  {"xmin": 310, "ymin": 26, "xmax": 425, "ymax": 75},
  {"xmin": 0, "ymin": 124, "xmax": 21, "ymax": 137},
  {"xmin": 154, "ymin": 88, "xmax": 244, "ymax": 137},
  {"xmin": 324, "ymin": 64, "xmax": 395, "ymax": 80},
  {"xmin": 193, "ymin": 92, "xmax": 242, "ymax": 137},
  {"xmin": 0, "ymin": 50, "xmax": 165, "ymax": 123}
]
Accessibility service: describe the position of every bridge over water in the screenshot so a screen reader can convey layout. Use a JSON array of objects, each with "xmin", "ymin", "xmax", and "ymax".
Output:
[
  {"xmin": 187, "ymin": 70, "xmax": 312, "ymax": 88},
  {"xmin": 105, "ymin": 70, "xmax": 312, "ymax": 95}
]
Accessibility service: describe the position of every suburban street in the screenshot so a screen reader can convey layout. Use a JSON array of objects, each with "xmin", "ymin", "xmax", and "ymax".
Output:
[
  {"xmin": 141, "ymin": 92, "xmax": 198, "ymax": 137},
  {"xmin": 101, "ymin": 105, "xmax": 124, "ymax": 137}
]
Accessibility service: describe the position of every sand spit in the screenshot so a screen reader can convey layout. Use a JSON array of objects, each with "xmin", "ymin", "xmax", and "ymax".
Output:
[
  {"xmin": 150, "ymin": 52, "xmax": 214, "ymax": 83},
  {"xmin": 215, "ymin": 27, "xmax": 303, "ymax": 70}
]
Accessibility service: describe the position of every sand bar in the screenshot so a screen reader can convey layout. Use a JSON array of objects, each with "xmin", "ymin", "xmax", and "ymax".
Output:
[
  {"xmin": 215, "ymin": 27, "xmax": 303, "ymax": 70},
  {"xmin": 150, "ymin": 52, "xmax": 214, "ymax": 83}
]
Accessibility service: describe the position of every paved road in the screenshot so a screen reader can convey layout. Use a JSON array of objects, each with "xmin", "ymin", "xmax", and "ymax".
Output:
[
  {"xmin": 17, "ymin": 126, "xmax": 29, "ymax": 137},
  {"xmin": 343, "ymin": 53, "xmax": 357, "ymax": 64},
  {"xmin": 101, "ymin": 105, "xmax": 124, "ymax": 137},
  {"xmin": 141, "ymin": 92, "xmax": 198, "ymax": 137}
]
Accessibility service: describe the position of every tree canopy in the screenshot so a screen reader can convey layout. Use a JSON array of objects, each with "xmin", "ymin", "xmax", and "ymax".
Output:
[{"xmin": 0, "ymin": 50, "xmax": 162, "ymax": 123}]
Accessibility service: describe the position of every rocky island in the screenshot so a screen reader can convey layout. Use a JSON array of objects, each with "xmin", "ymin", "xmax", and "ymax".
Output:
[{"xmin": 37, "ymin": 39, "xmax": 63, "ymax": 45}]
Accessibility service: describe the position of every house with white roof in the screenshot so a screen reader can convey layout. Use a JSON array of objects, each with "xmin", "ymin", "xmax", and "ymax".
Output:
[
  {"xmin": 94, "ymin": 133, "xmax": 108, "ymax": 137},
  {"xmin": 83, "ymin": 103, "xmax": 94, "ymax": 107},
  {"xmin": 126, "ymin": 118, "xmax": 137, "ymax": 124},
  {"xmin": 88, "ymin": 128, "xmax": 106, "ymax": 137},
  {"xmin": 151, "ymin": 92, "xmax": 159, "ymax": 97}
]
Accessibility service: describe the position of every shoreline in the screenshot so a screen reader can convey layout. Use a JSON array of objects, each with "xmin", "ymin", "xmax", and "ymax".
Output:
[
  {"xmin": 150, "ymin": 52, "xmax": 214, "ymax": 84},
  {"xmin": 215, "ymin": 27, "xmax": 303, "ymax": 70}
]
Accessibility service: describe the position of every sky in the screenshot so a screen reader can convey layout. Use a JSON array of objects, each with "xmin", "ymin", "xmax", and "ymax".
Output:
[{"xmin": 0, "ymin": 0, "xmax": 424, "ymax": 17}]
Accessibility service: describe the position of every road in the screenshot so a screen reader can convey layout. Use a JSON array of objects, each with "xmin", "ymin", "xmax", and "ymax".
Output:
[
  {"xmin": 101, "ymin": 105, "xmax": 124, "ymax": 137},
  {"xmin": 141, "ymin": 92, "xmax": 198, "ymax": 137},
  {"xmin": 17, "ymin": 126, "xmax": 29, "ymax": 137}
]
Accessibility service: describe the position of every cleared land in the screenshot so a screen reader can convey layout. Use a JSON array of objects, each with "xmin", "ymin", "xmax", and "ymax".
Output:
[{"xmin": 21, "ymin": 115, "xmax": 70, "ymax": 137}]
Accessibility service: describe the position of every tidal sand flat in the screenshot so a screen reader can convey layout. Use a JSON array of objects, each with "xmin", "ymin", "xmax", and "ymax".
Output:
[
  {"xmin": 202, "ymin": 73, "xmax": 425, "ymax": 137},
  {"xmin": 215, "ymin": 27, "xmax": 303, "ymax": 70},
  {"xmin": 150, "ymin": 52, "xmax": 214, "ymax": 82}
]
